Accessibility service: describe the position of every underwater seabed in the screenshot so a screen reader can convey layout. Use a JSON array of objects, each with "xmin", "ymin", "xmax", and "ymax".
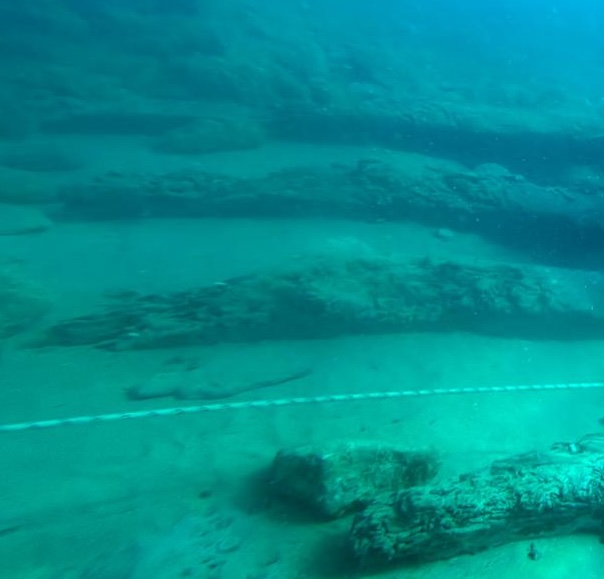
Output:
[
  {"xmin": 3, "ymin": 0, "xmax": 604, "ymax": 573},
  {"xmin": 1, "ymin": 214, "xmax": 604, "ymax": 578}
]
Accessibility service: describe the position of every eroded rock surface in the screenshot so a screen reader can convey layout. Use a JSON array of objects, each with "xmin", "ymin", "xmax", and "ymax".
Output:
[
  {"xmin": 33, "ymin": 254, "xmax": 604, "ymax": 349},
  {"xmin": 270, "ymin": 441, "xmax": 439, "ymax": 519}
]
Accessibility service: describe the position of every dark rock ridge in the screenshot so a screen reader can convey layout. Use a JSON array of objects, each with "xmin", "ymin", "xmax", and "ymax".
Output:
[
  {"xmin": 57, "ymin": 160, "xmax": 604, "ymax": 264},
  {"xmin": 1, "ymin": 2, "xmax": 604, "ymax": 176},
  {"xmin": 32, "ymin": 253, "xmax": 604, "ymax": 350},
  {"xmin": 266, "ymin": 104, "xmax": 604, "ymax": 178}
]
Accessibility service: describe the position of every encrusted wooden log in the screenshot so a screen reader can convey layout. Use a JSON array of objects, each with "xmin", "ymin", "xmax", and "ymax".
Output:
[{"xmin": 349, "ymin": 434, "xmax": 604, "ymax": 567}]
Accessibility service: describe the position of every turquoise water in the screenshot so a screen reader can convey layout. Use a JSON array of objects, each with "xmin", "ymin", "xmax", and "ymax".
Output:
[{"xmin": 1, "ymin": 1, "xmax": 604, "ymax": 577}]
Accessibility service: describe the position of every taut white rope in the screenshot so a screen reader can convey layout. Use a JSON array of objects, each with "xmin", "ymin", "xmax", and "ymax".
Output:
[{"xmin": 1, "ymin": 380, "xmax": 603, "ymax": 433}]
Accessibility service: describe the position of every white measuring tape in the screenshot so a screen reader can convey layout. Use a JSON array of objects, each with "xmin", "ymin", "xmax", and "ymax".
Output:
[{"xmin": 1, "ymin": 380, "xmax": 603, "ymax": 434}]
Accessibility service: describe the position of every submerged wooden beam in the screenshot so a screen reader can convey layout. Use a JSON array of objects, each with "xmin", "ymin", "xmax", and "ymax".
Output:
[{"xmin": 349, "ymin": 434, "xmax": 604, "ymax": 567}]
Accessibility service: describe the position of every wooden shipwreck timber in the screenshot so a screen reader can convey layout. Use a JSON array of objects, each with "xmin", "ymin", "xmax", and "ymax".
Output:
[{"xmin": 347, "ymin": 433, "xmax": 604, "ymax": 567}]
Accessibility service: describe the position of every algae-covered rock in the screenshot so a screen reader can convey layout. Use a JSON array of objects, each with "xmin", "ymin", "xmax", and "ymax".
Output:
[
  {"xmin": 270, "ymin": 441, "xmax": 439, "ymax": 519},
  {"xmin": 0, "ymin": 270, "xmax": 50, "ymax": 338}
]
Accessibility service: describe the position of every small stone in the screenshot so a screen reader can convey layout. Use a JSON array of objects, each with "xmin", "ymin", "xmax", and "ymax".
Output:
[
  {"xmin": 435, "ymin": 227, "xmax": 454, "ymax": 241},
  {"xmin": 216, "ymin": 537, "xmax": 241, "ymax": 554}
]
